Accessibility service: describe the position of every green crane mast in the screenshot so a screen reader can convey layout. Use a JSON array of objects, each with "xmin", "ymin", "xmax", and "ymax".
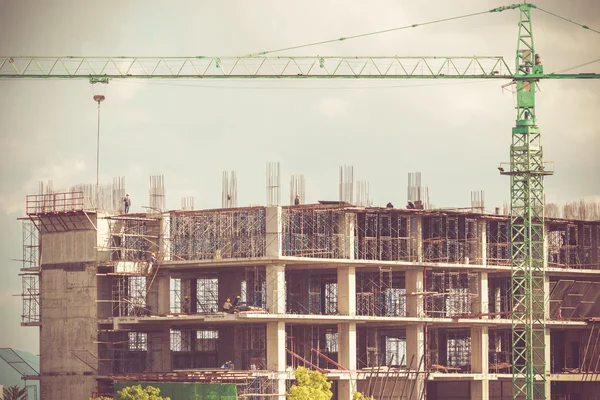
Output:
[
  {"xmin": 502, "ymin": 4, "xmax": 552, "ymax": 399},
  {"xmin": 1, "ymin": 4, "xmax": 598, "ymax": 400}
]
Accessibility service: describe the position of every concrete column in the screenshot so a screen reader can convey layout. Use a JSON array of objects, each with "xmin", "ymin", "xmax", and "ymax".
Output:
[
  {"xmin": 479, "ymin": 219, "xmax": 487, "ymax": 266},
  {"xmin": 266, "ymin": 206, "xmax": 282, "ymax": 258},
  {"xmin": 338, "ymin": 323, "xmax": 357, "ymax": 400},
  {"xmin": 147, "ymin": 272, "xmax": 170, "ymax": 315},
  {"xmin": 343, "ymin": 213, "xmax": 356, "ymax": 260},
  {"xmin": 406, "ymin": 325, "xmax": 425, "ymax": 395},
  {"xmin": 337, "ymin": 266, "xmax": 356, "ymax": 316},
  {"xmin": 411, "ymin": 215, "xmax": 423, "ymax": 262},
  {"xmin": 471, "ymin": 327, "xmax": 489, "ymax": 374},
  {"xmin": 266, "ymin": 322, "xmax": 286, "ymax": 399},
  {"xmin": 338, "ymin": 323, "xmax": 357, "ymax": 370},
  {"xmin": 406, "ymin": 269, "xmax": 424, "ymax": 318},
  {"xmin": 266, "ymin": 264, "xmax": 286, "ymax": 314},
  {"xmin": 471, "ymin": 381, "xmax": 490, "ymax": 400},
  {"xmin": 160, "ymin": 215, "xmax": 171, "ymax": 261},
  {"xmin": 473, "ymin": 272, "xmax": 489, "ymax": 317},
  {"xmin": 148, "ymin": 329, "xmax": 171, "ymax": 372}
]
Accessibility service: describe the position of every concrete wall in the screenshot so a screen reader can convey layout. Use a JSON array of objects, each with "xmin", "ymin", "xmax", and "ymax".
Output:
[{"xmin": 39, "ymin": 217, "xmax": 99, "ymax": 400}]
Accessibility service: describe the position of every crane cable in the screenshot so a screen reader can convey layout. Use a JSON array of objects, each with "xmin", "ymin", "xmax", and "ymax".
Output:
[
  {"xmin": 536, "ymin": 7, "xmax": 600, "ymax": 35},
  {"xmin": 245, "ymin": 9, "xmax": 498, "ymax": 57},
  {"xmin": 534, "ymin": 7, "xmax": 600, "ymax": 74}
]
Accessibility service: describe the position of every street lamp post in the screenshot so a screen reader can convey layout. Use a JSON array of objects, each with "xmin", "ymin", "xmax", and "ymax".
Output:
[{"xmin": 93, "ymin": 94, "xmax": 105, "ymax": 209}]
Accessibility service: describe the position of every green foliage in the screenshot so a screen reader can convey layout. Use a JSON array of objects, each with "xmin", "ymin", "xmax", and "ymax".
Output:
[
  {"xmin": 286, "ymin": 367, "xmax": 332, "ymax": 400},
  {"xmin": 352, "ymin": 391, "xmax": 375, "ymax": 400},
  {"xmin": 2, "ymin": 385, "xmax": 27, "ymax": 400},
  {"xmin": 88, "ymin": 385, "xmax": 170, "ymax": 400}
]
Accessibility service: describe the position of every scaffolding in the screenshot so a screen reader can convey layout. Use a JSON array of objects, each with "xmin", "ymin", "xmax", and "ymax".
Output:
[
  {"xmin": 489, "ymin": 329, "xmax": 512, "ymax": 373},
  {"xmin": 19, "ymin": 221, "xmax": 40, "ymax": 324},
  {"xmin": 357, "ymin": 327, "xmax": 407, "ymax": 369},
  {"xmin": 238, "ymin": 325, "xmax": 266, "ymax": 370},
  {"xmin": 486, "ymin": 220, "xmax": 511, "ymax": 266},
  {"xmin": 427, "ymin": 328, "xmax": 471, "ymax": 373},
  {"xmin": 356, "ymin": 269, "xmax": 406, "ymax": 317},
  {"xmin": 286, "ymin": 270, "xmax": 337, "ymax": 315},
  {"xmin": 97, "ymin": 330, "xmax": 164, "ymax": 375},
  {"xmin": 547, "ymin": 221, "xmax": 600, "ymax": 269},
  {"xmin": 171, "ymin": 329, "xmax": 219, "ymax": 369},
  {"xmin": 170, "ymin": 207, "xmax": 266, "ymax": 261},
  {"xmin": 289, "ymin": 174, "xmax": 305, "ymax": 205},
  {"xmin": 281, "ymin": 206, "xmax": 348, "ymax": 258},
  {"xmin": 425, "ymin": 271, "xmax": 478, "ymax": 318},
  {"xmin": 356, "ymin": 211, "xmax": 412, "ymax": 261},
  {"xmin": 422, "ymin": 215, "xmax": 479, "ymax": 264},
  {"xmin": 245, "ymin": 266, "xmax": 266, "ymax": 309},
  {"xmin": 111, "ymin": 276, "xmax": 152, "ymax": 317}
]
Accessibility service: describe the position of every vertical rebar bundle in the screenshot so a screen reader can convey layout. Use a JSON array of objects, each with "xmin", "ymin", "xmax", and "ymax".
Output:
[
  {"xmin": 181, "ymin": 196, "xmax": 194, "ymax": 210},
  {"xmin": 471, "ymin": 190, "xmax": 485, "ymax": 213},
  {"xmin": 339, "ymin": 165, "xmax": 354, "ymax": 204},
  {"xmin": 407, "ymin": 172, "xmax": 430, "ymax": 209},
  {"xmin": 289, "ymin": 174, "xmax": 306, "ymax": 205},
  {"xmin": 355, "ymin": 181, "xmax": 371, "ymax": 207},
  {"xmin": 266, "ymin": 162, "xmax": 281, "ymax": 206},
  {"xmin": 222, "ymin": 171, "xmax": 238, "ymax": 208},
  {"xmin": 112, "ymin": 177, "xmax": 126, "ymax": 213},
  {"xmin": 149, "ymin": 175, "xmax": 165, "ymax": 212}
]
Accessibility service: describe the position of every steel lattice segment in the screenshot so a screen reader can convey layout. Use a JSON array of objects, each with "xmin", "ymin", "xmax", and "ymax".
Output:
[{"xmin": 509, "ymin": 5, "xmax": 549, "ymax": 400}]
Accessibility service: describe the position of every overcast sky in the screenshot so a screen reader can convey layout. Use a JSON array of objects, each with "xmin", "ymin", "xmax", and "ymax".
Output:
[{"xmin": 0, "ymin": 0, "xmax": 598, "ymax": 355}]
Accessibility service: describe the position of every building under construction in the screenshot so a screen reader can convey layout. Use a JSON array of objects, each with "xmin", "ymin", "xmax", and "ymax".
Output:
[{"xmin": 15, "ymin": 172, "xmax": 600, "ymax": 400}]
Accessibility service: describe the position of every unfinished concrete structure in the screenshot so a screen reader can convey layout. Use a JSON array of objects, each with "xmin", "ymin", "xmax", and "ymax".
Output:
[{"xmin": 18, "ymin": 186, "xmax": 600, "ymax": 400}]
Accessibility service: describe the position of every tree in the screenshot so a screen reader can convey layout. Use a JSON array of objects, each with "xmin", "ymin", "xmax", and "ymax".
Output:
[
  {"xmin": 90, "ymin": 385, "xmax": 170, "ymax": 400},
  {"xmin": 2, "ymin": 385, "xmax": 27, "ymax": 400},
  {"xmin": 352, "ymin": 392, "xmax": 375, "ymax": 400},
  {"xmin": 286, "ymin": 367, "xmax": 332, "ymax": 400}
]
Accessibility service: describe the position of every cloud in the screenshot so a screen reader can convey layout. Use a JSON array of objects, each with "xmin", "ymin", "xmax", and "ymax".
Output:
[{"xmin": 0, "ymin": 156, "xmax": 89, "ymax": 215}]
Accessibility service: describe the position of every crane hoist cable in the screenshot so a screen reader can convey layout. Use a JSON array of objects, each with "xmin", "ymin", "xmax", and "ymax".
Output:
[
  {"xmin": 245, "ymin": 8, "xmax": 497, "ymax": 57},
  {"xmin": 536, "ymin": 7, "xmax": 600, "ymax": 35}
]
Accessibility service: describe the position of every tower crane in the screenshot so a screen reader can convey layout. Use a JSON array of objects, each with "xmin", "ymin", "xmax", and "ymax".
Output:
[{"xmin": 1, "ymin": 3, "xmax": 598, "ymax": 400}]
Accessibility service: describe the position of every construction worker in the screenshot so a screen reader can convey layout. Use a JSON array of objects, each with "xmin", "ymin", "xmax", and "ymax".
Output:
[
  {"xmin": 222, "ymin": 298, "xmax": 232, "ymax": 312},
  {"xmin": 386, "ymin": 202, "xmax": 394, "ymax": 208},
  {"xmin": 294, "ymin": 194, "xmax": 300, "ymax": 206},
  {"xmin": 232, "ymin": 295, "xmax": 242, "ymax": 308},
  {"xmin": 124, "ymin": 194, "xmax": 131, "ymax": 213},
  {"xmin": 183, "ymin": 296, "xmax": 191, "ymax": 313},
  {"xmin": 221, "ymin": 360, "xmax": 230, "ymax": 369}
]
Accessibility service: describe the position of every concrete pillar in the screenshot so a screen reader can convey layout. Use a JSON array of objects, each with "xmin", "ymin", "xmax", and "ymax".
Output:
[
  {"xmin": 473, "ymin": 272, "xmax": 489, "ymax": 317},
  {"xmin": 160, "ymin": 215, "xmax": 171, "ymax": 261},
  {"xmin": 147, "ymin": 272, "xmax": 170, "ymax": 315},
  {"xmin": 411, "ymin": 215, "xmax": 423, "ymax": 262},
  {"xmin": 266, "ymin": 264, "xmax": 286, "ymax": 314},
  {"xmin": 338, "ymin": 323, "xmax": 357, "ymax": 370},
  {"xmin": 479, "ymin": 219, "xmax": 487, "ymax": 266},
  {"xmin": 343, "ymin": 213, "xmax": 356, "ymax": 260},
  {"xmin": 471, "ymin": 326, "xmax": 489, "ymax": 374},
  {"xmin": 337, "ymin": 266, "xmax": 356, "ymax": 316},
  {"xmin": 266, "ymin": 206, "xmax": 282, "ymax": 258},
  {"xmin": 338, "ymin": 323, "xmax": 357, "ymax": 400},
  {"xmin": 266, "ymin": 322, "xmax": 286, "ymax": 399},
  {"xmin": 471, "ymin": 381, "xmax": 490, "ymax": 400},
  {"xmin": 406, "ymin": 325, "xmax": 425, "ymax": 396},
  {"xmin": 148, "ymin": 329, "xmax": 171, "ymax": 372},
  {"xmin": 406, "ymin": 269, "xmax": 424, "ymax": 318}
]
